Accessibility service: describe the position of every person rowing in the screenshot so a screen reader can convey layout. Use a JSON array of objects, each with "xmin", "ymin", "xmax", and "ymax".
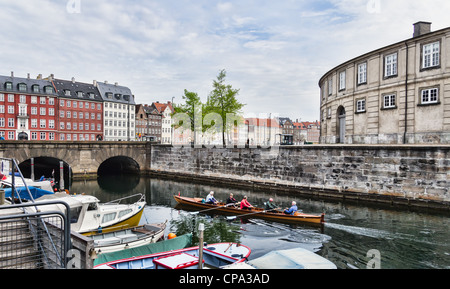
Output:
[
  {"xmin": 284, "ymin": 201, "xmax": 298, "ymax": 215},
  {"xmin": 205, "ymin": 191, "xmax": 218, "ymax": 205},
  {"xmin": 240, "ymin": 195, "xmax": 253, "ymax": 210},
  {"xmin": 226, "ymin": 193, "xmax": 238, "ymax": 207}
]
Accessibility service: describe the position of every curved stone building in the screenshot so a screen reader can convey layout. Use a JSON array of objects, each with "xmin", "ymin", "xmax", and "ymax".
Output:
[{"xmin": 319, "ymin": 22, "xmax": 450, "ymax": 144}]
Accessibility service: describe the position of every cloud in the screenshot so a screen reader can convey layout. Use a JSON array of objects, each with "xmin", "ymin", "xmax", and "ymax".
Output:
[{"xmin": 1, "ymin": 0, "xmax": 450, "ymax": 122}]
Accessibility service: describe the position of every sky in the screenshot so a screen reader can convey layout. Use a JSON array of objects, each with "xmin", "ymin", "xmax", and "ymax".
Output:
[{"xmin": 1, "ymin": 0, "xmax": 450, "ymax": 122}]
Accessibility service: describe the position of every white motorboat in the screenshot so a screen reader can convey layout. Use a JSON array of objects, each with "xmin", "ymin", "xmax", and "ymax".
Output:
[{"xmin": 28, "ymin": 193, "xmax": 146, "ymax": 236}]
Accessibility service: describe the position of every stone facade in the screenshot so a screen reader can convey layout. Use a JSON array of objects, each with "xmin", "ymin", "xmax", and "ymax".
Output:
[
  {"xmin": 319, "ymin": 22, "xmax": 450, "ymax": 144},
  {"xmin": 150, "ymin": 145, "xmax": 450, "ymax": 209}
]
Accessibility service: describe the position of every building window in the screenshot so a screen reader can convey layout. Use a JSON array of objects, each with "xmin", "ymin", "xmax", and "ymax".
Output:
[
  {"xmin": 8, "ymin": 118, "xmax": 14, "ymax": 127},
  {"xmin": 32, "ymin": 85, "xmax": 40, "ymax": 93},
  {"xmin": 40, "ymin": 97, "xmax": 46, "ymax": 105},
  {"xmin": 328, "ymin": 78, "xmax": 333, "ymax": 96},
  {"xmin": 8, "ymin": 94, "xmax": 14, "ymax": 102},
  {"xmin": 40, "ymin": 119, "xmax": 46, "ymax": 128},
  {"xmin": 5, "ymin": 82, "xmax": 13, "ymax": 90},
  {"xmin": 339, "ymin": 71, "xmax": 346, "ymax": 91},
  {"xmin": 357, "ymin": 63, "xmax": 367, "ymax": 84},
  {"xmin": 18, "ymin": 83, "xmax": 27, "ymax": 92},
  {"xmin": 421, "ymin": 88, "xmax": 439, "ymax": 104},
  {"xmin": 423, "ymin": 41, "xmax": 440, "ymax": 69},
  {"xmin": 31, "ymin": 132, "xmax": 37, "ymax": 140},
  {"xmin": 385, "ymin": 53, "xmax": 398, "ymax": 77},
  {"xmin": 356, "ymin": 99, "xmax": 366, "ymax": 113},
  {"xmin": 44, "ymin": 86, "xmax": 53, "ymax": 94},
  {"xmin": 383, "ymin": 94, "xmax": 396, "ymax": 109},
  {"xmin": 40, "ymin": 132, "xmax": 46, "ymax": 140}
]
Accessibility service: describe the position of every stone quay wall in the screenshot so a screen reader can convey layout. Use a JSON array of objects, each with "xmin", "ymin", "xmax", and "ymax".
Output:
[{"xmin": 149, "ymin": 144, "xmax": 450, "ymax": 211}]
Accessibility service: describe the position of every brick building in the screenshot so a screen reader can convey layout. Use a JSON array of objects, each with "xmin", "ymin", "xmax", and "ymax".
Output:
[
  {"xmin": 53, "ymin": 78, "xmax": 104, "ymax": 141},
  {"xmin": 0, "ymin": 73, "xmax": 58, "ymax": 140}
]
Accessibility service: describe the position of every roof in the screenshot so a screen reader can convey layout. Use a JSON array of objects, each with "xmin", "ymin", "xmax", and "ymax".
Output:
[
  {"xmin": 245, "ymin": 118, "xmax": 280, "ymax": 128},
  {"xmin": 53, "ymin": 78, "xmax": 103, "ymax": 102},
  {"xmin": 152, "ymin": 102, "xmax": 173, "ymax": 114},
  {"xmin": 97, "ymin": 82, "xmax": 135, "ymax": 105},
  {"xmin": 0, "ymin": 74, "xmax": 58, "ymax": 96}
]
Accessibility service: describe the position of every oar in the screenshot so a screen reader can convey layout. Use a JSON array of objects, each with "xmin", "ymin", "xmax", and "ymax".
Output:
[
  {"xmin": 226, "ymin": 208, "xmax": 281, "ymax": 220},
  {"xmin": 190, "ymin": 203, "xmax": 235, "ymax": 215}
]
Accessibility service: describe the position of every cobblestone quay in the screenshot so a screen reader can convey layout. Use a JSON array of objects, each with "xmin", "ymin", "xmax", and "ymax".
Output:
[{"xmin": 149, "ymin": 144, "xmax": 450, "ymax": 212}]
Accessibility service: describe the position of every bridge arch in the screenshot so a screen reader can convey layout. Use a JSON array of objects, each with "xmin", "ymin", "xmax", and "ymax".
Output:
[
  {"xmin": 18, "ymin": 156, "xmax": 72, "ymax": 189},
  {"xmin": 97, "ymin": 156, "xmax": 140, "ymax": 176}
]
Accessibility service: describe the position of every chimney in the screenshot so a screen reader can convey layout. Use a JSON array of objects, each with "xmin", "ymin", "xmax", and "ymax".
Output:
[
  {"xmin": 11, "ymin": 71, "xmax": 14, "ymax": 78},
  {"xmin": 115, "ymin": 82, "xmax": 118, "ymax": 86},
  {"xmin": 72, "ymin": 77, "xmax": 75, "ymax": 83},
  {"xmin": 413, "ymin": 22, "xmax": 432, "ymax": 38},
  {"xmin": 93, "ymin": 80, "xmax": 97, "ymax": 86},
  {"xmin": 37, "ymin": 74, "xmax": 42, "ymax": 80},
  {"xmin": 27, "ymin": 73, "xmax": 30, "ymax": 79}
]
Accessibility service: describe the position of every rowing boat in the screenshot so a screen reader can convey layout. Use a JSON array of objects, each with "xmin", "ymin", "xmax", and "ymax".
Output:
[{"xmin": 173, "ymin": 195, "xmax": 325, "ymax": 225}]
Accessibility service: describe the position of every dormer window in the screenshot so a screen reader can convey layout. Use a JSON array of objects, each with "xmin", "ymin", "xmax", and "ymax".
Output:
[
  {"xmin": 123, "ymin": 95, "xmax": 130, "ymax": 101},
  {"xmin": 89, "ymin": 93, "xmax": 95, "ymax": 99},
  {"xmin": 115, "ymin": 94, "xmax": 122, "ymax": 100},
  {"xmin": 18, "ymin": 83, "xmax": 27, "ymax": 92},
  {"xmin": 44, "ymin": 86, "xmax": 54, "ymax": 94},
  {"xmin": 77, "ymin": 91, "xmax": 83, "ymax": 98},
  {"xmin": 106, "ymin": 93, "xmax": 113, "ymax": 99},
  {"xmin": 65, "ymin": 90, "xmax": 71, "ymax": 96},
  {"xmin": 5, "ymin": 82, "xmax": 13, "ymax": 90},
  {"xmin": 32, "ymin": 85, "xmax": 40, "ymax": 93}
]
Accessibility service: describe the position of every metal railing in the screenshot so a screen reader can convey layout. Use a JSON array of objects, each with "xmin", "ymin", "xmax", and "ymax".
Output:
[{"xmin": 0, "ymin": 158, "xmax": 72, "ymax": 269}]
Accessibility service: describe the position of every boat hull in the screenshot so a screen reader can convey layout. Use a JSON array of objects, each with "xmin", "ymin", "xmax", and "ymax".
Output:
[
  {"xmin": 91, "ymin": 222, "xmax": 167, "ymax": 254},
  {"xmin": 95, "ymin": 242, "xmax": 251, "ymax": 269},
  {"xmin": 82, "ymin": 206, "xmax": 145, "ymax": 236},
  {"xmin": 174, "ymin": 195, "xmax": 325, "ymax": 225}
]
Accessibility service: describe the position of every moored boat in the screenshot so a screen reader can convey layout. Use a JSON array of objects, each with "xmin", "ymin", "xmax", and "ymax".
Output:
[
  {"xmin": 25, "ymin": 193, "xmax": 146, "ymax": 236},
  {"xmin": 94, "ymin": 240, "xmax": 251, "ymax": 269},
  {"xmin": 223, "ymin": 247, "xmax": 337, "ymax": 269},
  {"xmin": 89, "ymin": 221, "xmax": 167, "ymax": 254},
  {"xmin": 174, "ymin": 195, "xmax": 325, "ymax": 225}
]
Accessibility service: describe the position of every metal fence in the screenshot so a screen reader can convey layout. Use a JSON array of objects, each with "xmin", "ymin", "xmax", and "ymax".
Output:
[{"xmin": 0, "ymin": 202, "xmax": 71, "ymax": 269}]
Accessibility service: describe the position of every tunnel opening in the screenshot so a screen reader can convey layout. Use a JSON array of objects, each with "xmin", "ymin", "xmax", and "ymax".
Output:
[
  {"xmin": 97, "ymin": 156, "xmax": 140, "ymax": 176},
  {"xmin": 18, "ymin": 157, "xmax": 72, "ymax": 190}
]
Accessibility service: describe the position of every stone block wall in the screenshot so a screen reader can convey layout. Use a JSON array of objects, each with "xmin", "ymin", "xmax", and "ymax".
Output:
[{"xmin": 149, "ymin": 144, "xmax": 450, "ymax": 210}]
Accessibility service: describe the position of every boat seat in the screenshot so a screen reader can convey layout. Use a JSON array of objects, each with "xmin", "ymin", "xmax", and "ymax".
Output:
[
  {"xmin": 117, "ymin": 234, "xmax": 138, "ymax": 243},
  {"xmin": 143, "ymin": 224, "xmax": 160, "ymax": 232},
  {"xmin": 94, "ymin": 237, "xmax": 121, "ymax": 246}
]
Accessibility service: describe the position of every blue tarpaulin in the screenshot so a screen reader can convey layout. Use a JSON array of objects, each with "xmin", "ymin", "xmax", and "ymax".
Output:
[{"xmin": 3, "ymin": 186, "xmax": 54, "ymax": 201}]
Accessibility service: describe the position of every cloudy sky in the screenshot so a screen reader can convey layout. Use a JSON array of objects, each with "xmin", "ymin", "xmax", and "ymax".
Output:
[{"xmin": 1, "ymin": 0, "xmax": 450, "ymax": 121}]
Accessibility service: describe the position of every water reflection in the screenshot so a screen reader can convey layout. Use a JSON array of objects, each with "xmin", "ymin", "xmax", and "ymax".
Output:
[{"xmin": 170, "ymin": 214, "xmax": 242, "ymax": 245}]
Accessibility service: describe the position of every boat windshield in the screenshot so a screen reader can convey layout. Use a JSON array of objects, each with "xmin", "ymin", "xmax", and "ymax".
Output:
[{"xmin": 70, "ymin": 206, "xmax": 82, "ymax": 224}]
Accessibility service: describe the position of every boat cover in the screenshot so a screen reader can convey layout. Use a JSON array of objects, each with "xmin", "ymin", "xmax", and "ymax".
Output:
[
  {"xmin": 247, "ymin": 248, "xmax": 337, "ymax": 269},
  {"xmin": 94, "ymin": 234, "xmax": 193, "ymax": 266},
  {"xmin": 3, "ymin": 186, "xmax": 54, "ymax": 201}
]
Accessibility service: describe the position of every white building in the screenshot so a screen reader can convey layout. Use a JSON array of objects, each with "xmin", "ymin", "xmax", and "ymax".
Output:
[
  {"xmin": 97, "ymin": 81, "xmax": 136, "ymax": 141},
  {"xmin": 152, "ymin": 101, "xmax": 174, "ymax": 144}
]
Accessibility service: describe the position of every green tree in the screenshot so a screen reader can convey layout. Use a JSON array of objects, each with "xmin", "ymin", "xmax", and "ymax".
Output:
[
  {"xmin": 205, "ymin": 69, "xmax": 245, "ymax": 146},
  {"xmin": 172, "ymin": 89, "xmax": 202, "ymax": 144}
]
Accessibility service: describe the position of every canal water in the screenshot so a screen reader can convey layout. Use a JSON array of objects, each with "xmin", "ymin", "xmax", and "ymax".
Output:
[{"xmin": 70, "ymin": 175, "xmax": 450, "ymax": 269}]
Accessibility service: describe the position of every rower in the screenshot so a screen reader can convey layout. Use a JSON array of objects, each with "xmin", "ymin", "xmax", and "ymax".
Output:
[
  {"xmin": 206, "ymin": 191, "xmax": 218, "ymax": 205},
  {"xmin": 284, "ymin": 201, "xmax": 298, "ymax": 215}
]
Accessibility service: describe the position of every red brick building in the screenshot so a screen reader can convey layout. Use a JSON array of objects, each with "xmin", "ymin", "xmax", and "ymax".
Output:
[
  {"xmin": 53, "ymin": 78, "xmax": 104, "ymax": 141},
  {"xmin": 0, "ymin": 73, "xmax": 58, "ymax": 140}
]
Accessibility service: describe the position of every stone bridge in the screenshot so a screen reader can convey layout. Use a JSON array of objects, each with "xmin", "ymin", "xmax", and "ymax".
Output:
[{"xmin": 0, "ymin": 141, "xmax": 152, "ymax": 177}]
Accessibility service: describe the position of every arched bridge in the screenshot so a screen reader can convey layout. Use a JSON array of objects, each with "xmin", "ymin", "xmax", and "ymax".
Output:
[{"xmin": 0, "ymin": 141, "xmax": 153, "ymax": 177}]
